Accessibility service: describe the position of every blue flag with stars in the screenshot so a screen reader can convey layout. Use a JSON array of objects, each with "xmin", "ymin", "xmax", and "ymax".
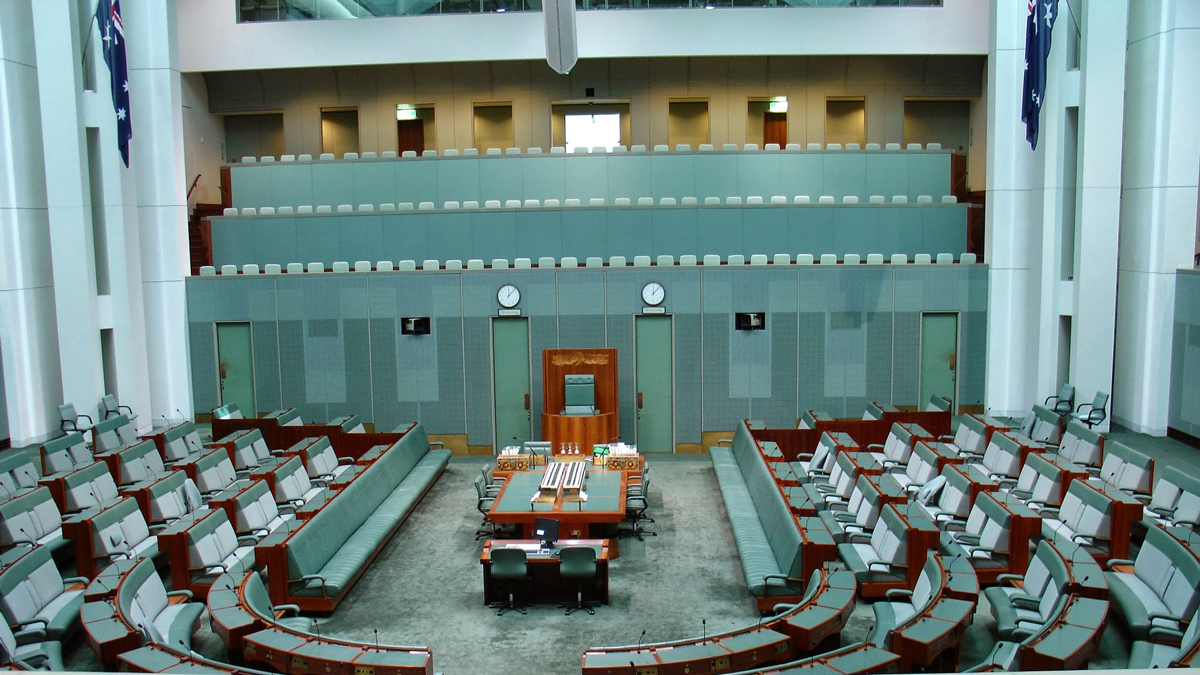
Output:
[
  {"xmin": 1022, "ymin": 0, "xmax": 1058, "ymax": 150},
  {"xmin": 96, "ymin": 0, "xmax": 132, "ymax": 167}
]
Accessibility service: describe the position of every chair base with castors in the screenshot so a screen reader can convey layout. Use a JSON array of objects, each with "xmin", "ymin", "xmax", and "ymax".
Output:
[
  {"xmin": 488, "ymin": 547, "xmax": 529, "ymax": 616},
  {"xmin": 558, "ymin": 587, "xmax": 600, "ymax": 615},
  {"xmin": 488, "ymin": 587, "xmax": 528, "ymax": 616}
]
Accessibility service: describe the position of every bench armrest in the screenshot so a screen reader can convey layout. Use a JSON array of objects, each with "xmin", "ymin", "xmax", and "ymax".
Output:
[
  {"xmin": 763, "ymin": 574, "xmax": 804, "ymax": 588},
  {"xmin": 1105, "ymin": 558, "xmax": 1134, "ymax": 570},
  {"xmin": 13, "ymin": 626, "xmax": 48, "ymax": 646},
  {"xmin": 995, "ymin": 573, "xmax": 1024, "ymax": 585},
  {"xmin": 428, "ymin": 441, "xmax": 445, "ymax": 449},
  {"xmin": 885, "ymin": 589, "xmax": 913, "ymax": 601},
  {"xmin": 1148, "ymin": 611, "xmax": 1184, "ymax": 624},
  {"xmin": 868, "ymin": 561, "xmax": 898, "ymax": 572},
  {"xmin": 237, "ymin": 535, "xmax": 259, "ymax": 546},
  {"xmin": 337, "ymin": 457, "xmax": 354, "ymax": 465},
  {"xmin": 1149, "ymin": 626, "xmax": 1185, "ymax": 645},
  {"xmin": 866, "ymin": 444, "xmax": 884, "ymax": 451},
  {"xmin": 273, "ymin": 604, "xmax": 303, "ymax": 617},
  {"xmin": 847, "ymin": 533, "xmax": 872, "ymax": 544},
  {"xmin": 1011, "ymin": 595, "xmax": 1040, "ymax": 610},
  {"xmin": 63, "ymin": 576, "xmax": 90, "ymax": 586},
  {"xmin": 299, "ymin": 574, "xmax": 328, "ymax": 597},
  {"xmin": 167, "ymin": 589, "xmax": 194, "ymax": 600}
]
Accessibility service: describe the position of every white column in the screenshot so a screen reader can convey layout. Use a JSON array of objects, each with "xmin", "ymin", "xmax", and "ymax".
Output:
[
  {"xmin": 984, "ymin": 0, "xmax": 1049, "ymax": 417},
  {"xmin": 1069, "ymin": 1, "xmax": 1127, "ymax": 430},
  {"xmin": 1114, "ymin": 1, "xmax": 1200, "ymax": 434},
  {"xmin": 0, "ymin": 1, "xmax": 63, "ymax": 444},
  {"xmin": 126, "ymin": 0, "xmax": 194, "ymax": 423},
  {"xmin": 31, "ymin": 1, "xmax": 106, "ymax": 425}
]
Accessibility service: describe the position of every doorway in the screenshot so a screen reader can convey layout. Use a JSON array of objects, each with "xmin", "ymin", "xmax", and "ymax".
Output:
[
  {"xmin": 919, "ymin": 313, "xmax": 959, "ymax": 413},
  {"xmin": 216, "ymin": 322, "xmax": 256, "ymax": 416},
  {"xmin": 397, "ymin": 120, "xmax": 425, "ymax": 155},
  {"xmin": 491, "ymin": 317, "xmax": 531, "ymax": 451},
  {"xmin": 763, "ymin": 112, "xmax": 787, "ymax": 147},
  {"xmin": 635, "ymin": 315, "xmax": 674, "ymax": 453}
]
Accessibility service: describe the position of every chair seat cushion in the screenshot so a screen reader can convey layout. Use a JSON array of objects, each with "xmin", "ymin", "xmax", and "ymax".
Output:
[
  {"xmin": 1127, "ymin": 640, "xmax": 1178, "ymax": 669},
  {"xmin": 154, "ymin": 601, "xmax": 204, "ymax": 648},
  {"xmin": 869, "ymin": 601, "xmax": 916, "ymax": 646},
  {"xmin": 35, "ymin": 588, "xmax": 84, "ymax": 640},
  {"xmin": 1107, "ymin": 571, "xmax": 1172, "ymax": 640}
]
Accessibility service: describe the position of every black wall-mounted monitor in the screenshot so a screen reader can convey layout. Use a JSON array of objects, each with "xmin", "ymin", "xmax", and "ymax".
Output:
[
  {"xmin": 401, "ymin": 317, "xmax": 430, "ymax": 335},
  {"xmin": 735, "ymin": 312, "xmax": 766, "ymax": 331}
]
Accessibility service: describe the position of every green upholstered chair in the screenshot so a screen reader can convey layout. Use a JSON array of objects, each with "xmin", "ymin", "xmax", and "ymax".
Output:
[
  {"xmin": 474, "ymin": 475, "xmax": 500, "ymax": 541},
  {"xmin": 243, "ymin": 572, "xmax": 313, "ymax": 632},
  {"xmin": 1045, "ymin": 383, "xmax": 1076, "ymax": 414},
  {"xmin": 557, "ymin": 546, "xmax": 599, "ymax": 615},
  {"xmin": 1071, "ymin": 391, "xmax": 1108, "ymax": 428},
  {"xmin": 1127, "ymin": 604, "xmax": 1200, "ymax": 668},
  {"xmin": 0, "ymin": 617, "xmax": 63, "ymax": 671},
  {"xmin": 480, "ymin": 464, "xmax": 505, "ymax": 494},
  {"xmin": 620, "ymin": 474, "xmax": 656, "ymax": 541},
  {"xmin": 488, "ymin": 548, "xmax": 528, "ymax": 616},
  {"xmin": 0, "ymin": 546, "xmax": 85, "ymax": 642},
  {"xmin": 39, "ymin": 432, "xmax": 91, "ymax": 477},
  {"xmin": 1105, "ymin": 525, "xmax": 1200, "ymax": 641}
]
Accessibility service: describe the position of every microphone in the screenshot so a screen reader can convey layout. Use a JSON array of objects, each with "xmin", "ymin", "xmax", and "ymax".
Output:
[
  {"xmin": 374, "ymin": 629, "xmax": 380, "ymax": 652},
  {"xmin": 314, "ymin": 619, "xmax": 320, "ymax": 640},
  {"xmin": 17, "ymin": 527, "xmax": 34, "ymax": 547},
  {"xmin": 177, "ymin": 409, "xmax": 187, "ymax": 422},
  {"xmin": 636, "ymin": 629, "xmax": 645, "ymax": 652},
  {"xmin": 178, "ymin": 639, "xmax": 196, "ymax": 658},
  {"xmin": 630, "ymin": 662, "xmax": 636, "ymax": 670},
  {"xmin": 701, "ymin": 618, "xmax": 706, "ymax": 644}
]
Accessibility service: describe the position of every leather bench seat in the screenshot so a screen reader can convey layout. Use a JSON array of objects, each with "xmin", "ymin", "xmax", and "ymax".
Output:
[
  {"xmin": 1106, "ymin": 525, "xmax": 1200, "ymax": 640},
  {"xmin": 284, "ymin": 424, "xmax": 450, "ymax": 605}
]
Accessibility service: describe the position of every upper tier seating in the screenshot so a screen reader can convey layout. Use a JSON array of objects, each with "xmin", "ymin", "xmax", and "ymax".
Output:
[
  {"xmin": 227, "ymin": 147, "xmax": 953, "ymax": 213},
  {"xmin": 914, "ymin": 465, "xmax": 972, "ymax": 524},
  {"xmin": 837, "ymin": 505, "xmax": 912, "ymax": 588},
  {"xmin": 257, "ymin": 425, "xmax": 449, "ymax": 611},
  {"xmin": 961, "ymin": 432, "xmax": 1034, "ymax": 484},
  {"xmin": 985, "ymin": 539, "xmax": 1070, "ymax": 641},
  {"xmin": 1021, "ymin": 404, "xmax": 1065, "ymax": 444},
  {"xmin": 185, "ymin": 510, "xmax": 258, "ymax": 587},
  {"xmin": 1105, "ymin": 525, "xmax": 1200, "ymax": 641},
  {"xmin": 941, "ymin": 415, "xmax": 991, "ymax": 457},
  {"xmin": 231, "ymin": 479, "xmax": 295, "ymax": 539},
  {"xmin": 40, "ymin": 432, "xmax": 92, "ymax": 477},
  {"xmin": 709, "ymin": 424, "xmax": 808, "ymax": 600},
  {"xmin": 939, "ymin": 493, "xmax": 1014, "ymax": 567},
  {"xmin": 60, "ymin": 461, "xmax": 121, "ymax": 513},
  {"xmin": 91, "ymin": 414, "xmax": 139, "ymax": 454},
  {"xmin": 867, "ymin": 552, "xmax": 976, "ymax": 655},
  {"xmin": 0, "ymin": 545, "xmax": 85, "ymax": 642},
  {"xmin": 0, "ymin": 614, "xmax": 64, "ymax": 670},
  {"xmin": 145, "ymin": 471, "xmax": 207, "ymax": 528},
  {"xmin": 190, "ymin": 449, "xmax": 247, "ymax": 498},
  {"xmin": 113, "ymin": 440, "xmax": 169, "ymax": 487},
  {"xmin": 1001, "ymin": 452, "xmax": 1065, "ymax": 508},
  {"xmin": 270, "ymin": 456, "xmax": 327, "ymax": 510},
  {"xmin": 779, "ymin": 432, "xmax": 844, "ymax": 484},
  {"xmin": 796, "ymin": 451, "xmax": 861, "ymax": 512}
]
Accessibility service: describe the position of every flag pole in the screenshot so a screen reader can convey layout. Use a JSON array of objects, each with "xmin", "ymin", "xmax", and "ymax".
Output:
[{"xmin": 81, "ymin": 11, "xmax": 98, "ymax": 68}]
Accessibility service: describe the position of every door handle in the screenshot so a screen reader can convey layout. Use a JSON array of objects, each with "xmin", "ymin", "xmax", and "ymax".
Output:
[
  {"xmin": 220, "ymin": 362, "xmax": 228, "ymax": 383},
  {"xmin": 948, "ymin": 354, "xmax": 957, "ymax": 372},
  {"xmin": 524, "ymin": 394, "xmax": 530, "ymax": 411},
  {"xmin": 637, "ymin": 393, "xmax": 644, "ymax": 410}
]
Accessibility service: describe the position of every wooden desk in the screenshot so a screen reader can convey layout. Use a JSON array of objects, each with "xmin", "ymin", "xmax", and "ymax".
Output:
[
  {"xmin": 480, "ymin": 539, "xmax": 610, "ymax": 605},
  {"xmin": 888, "ymin": 597, "xmax": 974, "ymax": 671},
  {"xmin": 1043, "ymin": 456, "xmax": 1091, "ymax": 507},
  {"xmin": 1019, "ymin": 596, "xmax": 1108, "ymax": 670},
  {"xmin": 918, "ymin": 442, "xmax": 965, "ymax": 474},
  {"xmin": 1092, "ymin": 482, "xmax": 1144, "ymax": 561},
  {"xmin": 542, "ymin": 412, "xmax": 619, "ymax": 454},
  {"xmin": 487, "ymin": 468, "xmax": 629, "ymax": 538}
]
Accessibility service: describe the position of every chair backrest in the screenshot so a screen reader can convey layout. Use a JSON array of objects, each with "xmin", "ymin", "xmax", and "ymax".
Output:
[
  {"xmin": 0, "ymin": 546, "xmax": 64, "ymax": 627},
  {"xmin": 906, "ymin": 442, "xmax": 940, "ymax": 485},
  {"xmin": 0, "ymin": 487, "xmax": 62, "ymax": 548},
  {"xmin": 234, "ymin": 480, "xmax": 282, "ymax": 535},
  {"xmin": 1135, "ymin": 526, "xmax": 1200, "ymax": 620},
  {"xmin": 872, "ymin": 506, "xmax": 907, "ymax": 564},
  {"xmin": 117, "ymin": 557, "xmax": 170, "ymax": 642},
  {"xmin": 1057, "ymin": 421, "xmax": 1104, "ymax": 467},
  {"xmin": 273, "ymin": 456, "xmax": 314, "ymax": 504},
  {"xmin": 187, "ymin": 510, "xmax": 241, "ymax": 571},
  {"xmin": 558, "ymin": 546, "xmax": 597, "ymax": 576},
  {"xmin": 490, "ymin": 547, "xmax": 527, "ymax": 577},
  {"xmin": 0, "ymin": 453, "xmax": 41, "ymax": 500},
  {"xmin": 194, "ymin": 449, "xmax": 238, "ymax": 494},
  {"xmin": 147, "ymin": 471, "xmax": 203, "ymax": 525},
  {"xmin": 1099, "ymin": 440, "xmax": 1154, "ymax": 493},
  {"xmin": 935, "ymin": 468, "xmax": 971, "ymax": 517},
  {"xmin": 116, "ymin": 441, "xmax": 167, "ymax": 485},
  {"xmin": 63, "ymin": 461, "xmax": 120, "ymax": 511},
  {"xmin": 40, "ymin": 432, "xmax": 92, "ymax": 475},
  {"xmin": 92, "ymin": 497, "xmax": 152, "ymax": 561},
  {"xmin": 160, "ymin": 422, "xmax": 206, "ymax": 463}
]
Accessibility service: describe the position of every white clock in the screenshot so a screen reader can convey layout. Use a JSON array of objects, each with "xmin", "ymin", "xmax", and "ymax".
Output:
[
  {"xmin": 641, "ymin": 281, "xmax": 665, "ymax": 306},
  {"xmin": 497, "ymin": 284, "xmax": 521, "ymax": 308}
]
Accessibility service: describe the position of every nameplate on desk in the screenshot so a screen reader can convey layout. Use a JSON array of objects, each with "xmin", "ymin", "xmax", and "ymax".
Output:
[
  {"xmin": 498, "ymin": 309, "xmax": 522, "ymax": 316},
  {"xmin": 641, "ymin": 307, "xmax": 666, "ymax": 314}
]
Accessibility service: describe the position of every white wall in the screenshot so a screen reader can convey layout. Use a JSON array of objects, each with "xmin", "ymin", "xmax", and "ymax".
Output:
[
  {"xmin": 182, "ymin": 72, "xmax": 226, "ymax": 206},
  {"xmin": 199, "ymin": 56, "xmax": 984, "ymax": 157},
  {"xmin": 176, "ymin": 0, "xmax": 988, "ymax": 73}
]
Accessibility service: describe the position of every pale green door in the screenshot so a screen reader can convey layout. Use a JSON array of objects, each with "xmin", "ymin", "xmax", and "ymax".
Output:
[
  {"xmin": 919, "ymin": 313, "xmax": 958, "ymax": 413},
  {"xmin": 492, "ymin": 317, "xmax": 531, "ymax": 451},
  {"xmin": 635, "ymin": 315, "xmax": 674, "ymax": 453},
  {"xmin": 216, "ymin": 322, "xmax": 256, "ymax": 416}
]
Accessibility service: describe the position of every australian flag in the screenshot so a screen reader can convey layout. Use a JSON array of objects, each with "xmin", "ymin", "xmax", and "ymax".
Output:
[
  {"xmin": 96, "ymin": 0, "xmax": 132, "ymax": 167},
  {"xmin": 1021, "ymin": 0, "xmax": 1058, "ymax": 150}
]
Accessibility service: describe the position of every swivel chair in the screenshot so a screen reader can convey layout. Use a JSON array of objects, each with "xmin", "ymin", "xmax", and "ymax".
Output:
[
  {"xmin": 557, "ymin": 546, "xmax": 599, "ymax": 615},
  {"xmin": 488, "ymin": 548, "xmax": 529, "ymax": 615},
  {"xmin": 479, "ymin": 464, "xmax": 504, "ymax": 496},
  {"xmin": 58, "ymin": 403, "xmax": 93, "ymax": 435},
  {"xmin": 621, "ymin": 474, "xmax": 657, "ymax": 541},
  {"xmin": 1044, "ymin": 384, "xmax": 1075, "ymax": 415},
  {"xmin": 474, "ymin": 475, "xmax": 501, "ymax": 541},
  {"xmin": 101, "ymin": 394, "xmax": 138, "ymax": 423},
  {"xmin": 1072, "ymin": 392, "xmax": 1109, "ymax": 428}
]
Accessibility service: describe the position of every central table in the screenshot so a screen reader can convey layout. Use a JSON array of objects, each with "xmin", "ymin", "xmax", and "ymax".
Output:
[
  {"xmin": 481, "ymin": 539, "xmax": 611, "ymax": 606},
  {"xmin": 487, "ymin": 466, "xmax": 629, "ymax": 539}
]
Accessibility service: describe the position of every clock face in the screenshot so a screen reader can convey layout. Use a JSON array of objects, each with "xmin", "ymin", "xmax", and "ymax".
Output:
[
  {"xmin": 497, "ymin": 284, "xmax": 521, "ymax": 308},
  {"xmin": 641, "ymin": 282, "xmax": 665, "ymax": 306}
]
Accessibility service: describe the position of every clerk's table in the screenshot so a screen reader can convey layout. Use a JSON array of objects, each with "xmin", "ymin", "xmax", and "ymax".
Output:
[
  {"xmin": 480, "ymin": 539, "xmax": 611, "ymax": 606},
  {"xmin": 487, "ymin": 463, "xmax": 632, "ymax": 539}
]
